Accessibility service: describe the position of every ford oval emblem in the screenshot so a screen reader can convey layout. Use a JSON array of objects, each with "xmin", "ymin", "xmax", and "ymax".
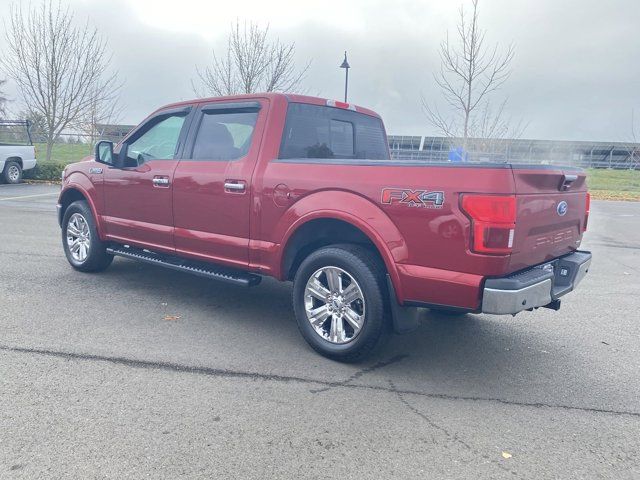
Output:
[{"xmin": 557, "ymin": 200, "xmax": 568, "ymax": 216}]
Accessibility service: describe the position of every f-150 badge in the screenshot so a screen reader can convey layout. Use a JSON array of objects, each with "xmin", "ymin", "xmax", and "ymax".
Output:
[{"xmin": 381, "ymin": 188, "xmax": 445, "ymax": 209}]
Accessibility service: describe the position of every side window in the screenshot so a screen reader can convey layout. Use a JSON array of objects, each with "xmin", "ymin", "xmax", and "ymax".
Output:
[
  {"xmin": 128, "ymin": 115, "xmax": 186, "ymax": 163},
  {"xmin": 191, "ymin": 110, "xmax": 259, "ymax": 160}
]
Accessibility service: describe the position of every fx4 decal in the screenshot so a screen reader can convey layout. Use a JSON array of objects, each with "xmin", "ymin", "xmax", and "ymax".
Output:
[{"xmin": 381, "ymin": 188, "xmax": 445, "ymax": 209}]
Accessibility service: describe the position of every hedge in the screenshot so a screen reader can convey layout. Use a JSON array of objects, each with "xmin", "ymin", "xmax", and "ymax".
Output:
[{"xmin": 23, "ymin": 161, "xmax": 66, "ymax": 181}]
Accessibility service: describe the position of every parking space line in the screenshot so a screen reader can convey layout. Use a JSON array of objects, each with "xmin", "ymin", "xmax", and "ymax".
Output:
[{"xmin": 0, "ymin": 192, "xmax": 59, "ymax": 201}]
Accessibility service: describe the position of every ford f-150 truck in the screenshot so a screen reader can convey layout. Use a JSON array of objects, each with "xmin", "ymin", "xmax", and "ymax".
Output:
[{"xmin": 57, "ymin": 93, "xmax": 592, "ymax": 361}]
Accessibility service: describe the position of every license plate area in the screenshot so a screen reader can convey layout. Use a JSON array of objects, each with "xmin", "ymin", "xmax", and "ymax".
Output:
[{"xmin": 550, "ymin": 251, "xmax": 592, "ymax": 299}]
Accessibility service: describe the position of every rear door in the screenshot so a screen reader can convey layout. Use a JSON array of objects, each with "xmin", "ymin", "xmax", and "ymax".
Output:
[
  {"xmin": 171, "ymin": 100, "xmax": 266, "ymax": 269},
  {"xmin": 103, "ymin": 107, "xmax": 192, "ymax": 251},
  {"xmin": 509, "ymin": 167, "xmax": 589, "ymax": 271}
]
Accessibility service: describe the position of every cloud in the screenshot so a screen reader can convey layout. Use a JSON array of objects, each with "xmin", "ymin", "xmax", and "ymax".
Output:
[{"xmin": 0, "ymin": 0, "xmax": 637, "ymax": 141}]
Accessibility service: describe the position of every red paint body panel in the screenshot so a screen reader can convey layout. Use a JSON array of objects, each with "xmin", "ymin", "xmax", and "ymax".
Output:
[
  {"xmin": 103, "ymin": 160, "xmax": 179, "ymax": 249},
  {"xmin": 397, "ymin": 264, "xmax": 483, "ymax": 310},
  {"xmin": 509, "ymin": 169, "xmax": 587, "ymax": 271},
  {"xmin": 58, "ymin": 93, "xmax": 589, "ymax": 312}
]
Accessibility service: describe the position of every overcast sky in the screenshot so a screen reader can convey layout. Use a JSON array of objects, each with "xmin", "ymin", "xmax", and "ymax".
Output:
[{"xmin": 1, "ymin": 0, "xmax": 638, "ymax": 141}]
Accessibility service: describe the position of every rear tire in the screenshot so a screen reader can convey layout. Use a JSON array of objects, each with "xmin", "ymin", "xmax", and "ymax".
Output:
[
  {"xmin": 62, "ymin": 200, "xmax": 113, "ymax": 272},
  {"xmin": 293, "ymin": 244, "xmax": 389, "ymax": 362},
  {"xmin": 3, "ymin": 161, "xmax": 22, "ymax": 184}
]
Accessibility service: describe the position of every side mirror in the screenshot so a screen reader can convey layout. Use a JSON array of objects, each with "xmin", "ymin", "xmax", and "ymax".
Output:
[{"xmin": 95, "ymin": 141, "xmax": 114, "ymax": 165}]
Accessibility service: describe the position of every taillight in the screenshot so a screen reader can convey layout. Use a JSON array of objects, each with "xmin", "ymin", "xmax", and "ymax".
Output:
[
  {"xmin": 461, "ymin": 194, "xmax": 516, "ymax": 254},
  {"xmin": 584, "ymin": 192, "xmax": 590, "ymax": 232}
]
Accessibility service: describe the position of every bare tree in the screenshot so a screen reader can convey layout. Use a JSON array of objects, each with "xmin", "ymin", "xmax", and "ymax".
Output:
[
  {"xmin": 0, "ymin": 78, "xmax": 8, "ymax": 116},
  {"xmin": 1, "ymin": 0, "xmax": 120, "ymax": 161},
  {"xmin": 193, "ymin": 21, "xmax": 310, "ymax": 96},
  {"xmin": 423, "ymin": 0, "xmax": 523, "ymax": 147},
  {"xmin": 74, "ymin": 84, "xmax": 123, "ymax": 148}
]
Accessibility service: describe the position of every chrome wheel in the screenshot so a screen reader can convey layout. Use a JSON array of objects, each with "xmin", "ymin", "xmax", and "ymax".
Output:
[
  {"xmin": 304, "ymin": 266, "xmax": 365, "ymax": 344},
  {"xmin": 7, "ymin": 164, "xmax": 20, "ymax": 182},
  {"xmin": 66, "ymin": 213, "xmax": 91, "ymax": 262}
]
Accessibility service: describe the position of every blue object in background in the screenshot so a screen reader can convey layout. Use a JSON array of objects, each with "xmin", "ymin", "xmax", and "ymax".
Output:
[{"xmin": 448, "ymin": 146, "xmax": 468, "ymax": 162}]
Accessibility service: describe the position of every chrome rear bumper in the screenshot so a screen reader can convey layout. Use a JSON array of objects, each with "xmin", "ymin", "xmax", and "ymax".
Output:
[{"xmin": 481, "ymin": 251, "xmax": 592, "ymax": 315}]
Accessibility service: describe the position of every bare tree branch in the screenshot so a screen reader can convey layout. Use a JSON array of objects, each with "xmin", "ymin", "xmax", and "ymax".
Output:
[
  {"xmin": 193, "ymin": 20, "xmax": 310, "ymax": 96},
  {"xmin": 423, "ymin": 0, "xmax": 524, "ymax": 146},
  {"xmin": 0, "ymin": 78, "xmax": 8, "ymax": 116},
  {"xmin": 72, "ymin": 82, "xmax": 123, "ymax": 148},
  {"xmin": 0, "ymin": 0, "xmax": 120, "ymax": 161}
]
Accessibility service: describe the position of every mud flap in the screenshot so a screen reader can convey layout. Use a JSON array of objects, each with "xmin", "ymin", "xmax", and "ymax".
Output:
[{"xmin": 386, "ymin": 275, "xmax": 420, "ymax": 334}]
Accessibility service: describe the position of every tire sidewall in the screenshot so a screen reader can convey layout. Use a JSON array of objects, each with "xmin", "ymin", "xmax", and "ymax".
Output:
[
  {"xmin": 4, "ymin": 161, "xmax": 22, "ymax": 184},
  {"xmin": 293, "ymin": 247, "xmax": 386, "ymax": 360},
  {"xmin": 62, "ymin": 201, "xmax": 103, "ymax": 270}
]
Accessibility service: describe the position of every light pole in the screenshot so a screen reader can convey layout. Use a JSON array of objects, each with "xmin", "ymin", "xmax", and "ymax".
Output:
[{"xmin": 339, "ymin": 51, "xmax": 350, "ymax": 103}]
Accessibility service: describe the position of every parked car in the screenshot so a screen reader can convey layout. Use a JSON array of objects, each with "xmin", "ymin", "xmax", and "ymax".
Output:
[
  {"xmin": 56, "ymin": 93, "xmax": 592, "ymax": 361},
  {"xmin": 0, "ymin": 120, "xmax": 37, "ymax": 184}
]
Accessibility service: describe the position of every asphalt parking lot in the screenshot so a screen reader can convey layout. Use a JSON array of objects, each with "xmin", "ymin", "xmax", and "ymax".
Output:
[{"xmin": 1, "ymin": 183, "xmax": 639, "ymax": 479}]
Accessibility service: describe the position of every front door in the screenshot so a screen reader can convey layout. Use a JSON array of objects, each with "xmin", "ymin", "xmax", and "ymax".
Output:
[
  {"xmin": 172, "ymin": 100, "xmax": 265, "ymax": 269},
  {"xmin": 103, "ymin": 107, "xmax": 192, "ymax": 252}
]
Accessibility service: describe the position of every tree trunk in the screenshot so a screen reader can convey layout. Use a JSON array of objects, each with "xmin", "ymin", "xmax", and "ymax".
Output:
[{"xmin": 46, "ymin": 137, "xmax": 54, "ymax": 163}]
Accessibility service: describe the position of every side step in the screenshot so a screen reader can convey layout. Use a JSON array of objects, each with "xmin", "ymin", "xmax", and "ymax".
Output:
[{"xmin": 106, "ymin": 245, "xmax": 261, "ymax": 287}]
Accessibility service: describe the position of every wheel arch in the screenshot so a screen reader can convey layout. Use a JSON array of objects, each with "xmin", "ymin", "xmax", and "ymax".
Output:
[
  {"xmin": 276, "ymin": 192, "xmax": 408, "ymax": 302},
  {"xmin": 5, "ymin": 156, "xmax": 23, "ymax": 168},
  {"xmin": 59, "ymin": 184, "xmax": 105, "ymax": 239}
]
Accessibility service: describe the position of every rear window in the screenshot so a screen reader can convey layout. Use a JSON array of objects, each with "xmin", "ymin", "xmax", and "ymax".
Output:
[{"xmin": 279, "ymin": 103, "xmax": 389, "ymax": 160}]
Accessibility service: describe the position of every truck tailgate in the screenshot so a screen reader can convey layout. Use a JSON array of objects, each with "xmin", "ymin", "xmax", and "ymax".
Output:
[{"xmin": 509, "ymin": 167, "xmax": 588, "ymax": 272}]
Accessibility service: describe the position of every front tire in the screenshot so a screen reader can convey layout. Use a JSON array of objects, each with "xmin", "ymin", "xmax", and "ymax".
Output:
[
  {"xmin": 3, "ymin": 161, "xmax": 22, "ymax": 184},
  {"xmin": 293, "ymin": 245, "xmax": 389, "ymax": 362},
  {"xmin": 62, "ymin": 200, "xmax": 113, "ymax": 272}
]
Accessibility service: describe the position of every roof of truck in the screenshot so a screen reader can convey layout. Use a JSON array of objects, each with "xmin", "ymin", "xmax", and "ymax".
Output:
[{"xmin": 155, "ymin": 92, "xmax": 382, "ymax": 119}]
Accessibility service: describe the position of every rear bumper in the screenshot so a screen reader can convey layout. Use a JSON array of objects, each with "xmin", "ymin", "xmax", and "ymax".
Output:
[
  {"xmin": 481, "ymin": 250, "xmax": 592, "ymax": 315},
  {"xmin": 22, "ymin": 158, "xmax": 37, "ymax": 170}
]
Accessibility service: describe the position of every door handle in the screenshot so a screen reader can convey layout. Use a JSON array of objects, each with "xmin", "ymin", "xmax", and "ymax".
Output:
[
  {"xmin": 559, "ymin": 174, "xmax": 578, "ymax": 191},
  {"xmin": 224, "ymin": 180, "xmax": 246, "ymax": 193},
  {"xmin": 152, "ymin": 176, "xmax": 170, "ymax": 187}
]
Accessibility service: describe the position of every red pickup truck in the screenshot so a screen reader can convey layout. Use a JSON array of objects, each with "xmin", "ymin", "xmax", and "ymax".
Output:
[{"xmin": 57, "ymin": 93, "xmax": 592, "ymax": 361}]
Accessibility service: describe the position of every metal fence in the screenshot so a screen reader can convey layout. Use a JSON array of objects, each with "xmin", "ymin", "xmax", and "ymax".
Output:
[
  {"xmin": 27, "ymin": 130, "xmax": 131, "ymax": 145},
  {"xmin": 0, "ymin": 120, "xmax": 132, "ymax": 153},
  {"xmin": 388, "ymin": 135, "xmax": 640, "ymax": 169},
  {"xmin": 5, "ymin": 119, "xmax": 639, "ymax": 170}
]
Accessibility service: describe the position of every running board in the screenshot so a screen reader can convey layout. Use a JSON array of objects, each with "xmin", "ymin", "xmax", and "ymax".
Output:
[{"xmin": 106, "ymin": 245, "xmax": 261, "ymax": 287}]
